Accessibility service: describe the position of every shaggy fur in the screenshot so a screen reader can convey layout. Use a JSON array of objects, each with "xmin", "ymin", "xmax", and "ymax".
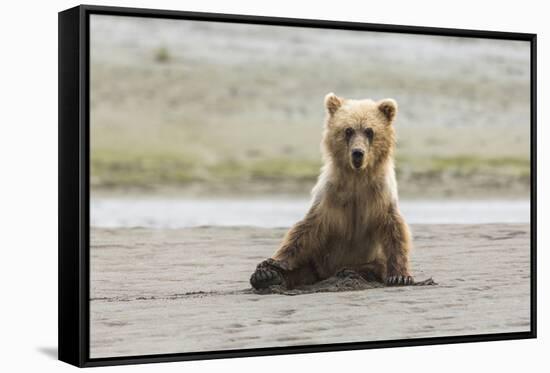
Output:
[{"xmin": 250, "ymin": 93, "xmax": 413, "ymax": 290}]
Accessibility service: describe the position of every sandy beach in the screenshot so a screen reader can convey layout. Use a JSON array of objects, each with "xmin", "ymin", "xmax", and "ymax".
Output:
[{"xmin": 90, "ymin": 223, "xmax": 530, "ymax": 358}]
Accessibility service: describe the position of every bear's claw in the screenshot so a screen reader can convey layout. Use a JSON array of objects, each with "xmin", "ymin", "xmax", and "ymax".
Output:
[
  {"xmin": 250, "ymin": 259, "xmax": 286, "ymax": 289},
  {"xmin": 386, "ymin": 275, "xmax": 414, "ymax": 286}
]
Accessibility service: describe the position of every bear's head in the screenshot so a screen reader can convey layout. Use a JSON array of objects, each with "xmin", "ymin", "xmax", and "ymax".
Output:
[{"xmin": 322, "ymin": 93, "xmax": 397, "ymax": 174}]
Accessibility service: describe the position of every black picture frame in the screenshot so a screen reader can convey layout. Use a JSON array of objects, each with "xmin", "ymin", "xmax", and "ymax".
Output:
[{"xmin": 58, "ymin": 4, "xmax": 537, "ymax": 368}]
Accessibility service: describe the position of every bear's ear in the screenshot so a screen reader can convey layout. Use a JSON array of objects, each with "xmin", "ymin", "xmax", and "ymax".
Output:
[
  {"xmin": 377, "ymin": 99, "xmax": 398, "ymax": 123},
  {"xmin": 324, "ymin": 92, "xmax": 343, "ymax": 115}
]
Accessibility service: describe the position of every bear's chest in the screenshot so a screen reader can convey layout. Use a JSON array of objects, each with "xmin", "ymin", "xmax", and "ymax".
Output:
[
  {"xmin": 312, "ymin": 192, "xmax": 387, "ymax": 275},
  {"xmin": 319, "ymin": 178, "xmax": 390, "ymax": 237},
  {"xmin": 323, "ymin": 195, "xmax": 382, "ymax": 244},
  {"xmin": 330, "ymin": 191, "xmax": 384, "ymax": 228}
]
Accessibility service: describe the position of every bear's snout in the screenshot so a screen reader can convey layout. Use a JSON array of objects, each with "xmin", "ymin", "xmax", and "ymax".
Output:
[{"xmin": 351, "ymin": 149, "xmax": 365, "ymax": 169}]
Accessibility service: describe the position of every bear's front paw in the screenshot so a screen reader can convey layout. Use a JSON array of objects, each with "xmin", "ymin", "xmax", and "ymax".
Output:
[
  {"xmin": 250, "ymin": 259, "xmax": 287, "ymax": 289},
  {"xmin": 385, "ymin": 274, "xmax": 414, "ymax": 286}
]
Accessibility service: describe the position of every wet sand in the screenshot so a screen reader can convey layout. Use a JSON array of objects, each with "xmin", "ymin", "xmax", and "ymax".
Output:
[{"xmin": 90, "ymin": 224, "xmax": 530, "ymax": 358}]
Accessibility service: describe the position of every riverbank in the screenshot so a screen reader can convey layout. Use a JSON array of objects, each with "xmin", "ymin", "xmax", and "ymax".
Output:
[
  {"xmin": 89, "ymin": 16, "xmax": 530, "ymax": 199},
  {"xmin": 90, "ymin": 223, "xmax": 531, "ymax": 358}
]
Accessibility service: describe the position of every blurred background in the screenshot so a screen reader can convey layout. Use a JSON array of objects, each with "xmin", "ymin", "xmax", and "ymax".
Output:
[{"xmin": 89, "ymin": 15, "xmax": 531, "ymax": 228}]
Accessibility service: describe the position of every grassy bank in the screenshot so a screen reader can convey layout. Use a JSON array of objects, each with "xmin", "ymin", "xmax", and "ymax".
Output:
[
  {"xmin": 91, "ymin": 149, "xmax": 530, "ymax": 198},
  {"xmin": 89, "ymin": 19, "xmax": 530, "ymax": 198}
]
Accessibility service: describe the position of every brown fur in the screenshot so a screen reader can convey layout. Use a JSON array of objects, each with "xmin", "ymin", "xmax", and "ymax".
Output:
[{"xmin": 250, "ymin": 93, "xmax": 413, "ymax": 289}]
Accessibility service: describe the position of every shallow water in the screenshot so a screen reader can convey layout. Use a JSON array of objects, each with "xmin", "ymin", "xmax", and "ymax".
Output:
[{"xmin": 90, "ymin": 197, "xmax": 530, "ymax": 228}]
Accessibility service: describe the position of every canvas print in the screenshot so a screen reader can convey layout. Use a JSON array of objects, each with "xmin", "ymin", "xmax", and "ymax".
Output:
[{"xmin": 89, "ymin": 15, "xmax": 531, "ymax": 358}]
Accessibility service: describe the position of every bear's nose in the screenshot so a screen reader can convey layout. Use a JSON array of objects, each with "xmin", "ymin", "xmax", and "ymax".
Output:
[{"xmin": 352, "ymin": 149, "xmax": 364, "ymax": 160}]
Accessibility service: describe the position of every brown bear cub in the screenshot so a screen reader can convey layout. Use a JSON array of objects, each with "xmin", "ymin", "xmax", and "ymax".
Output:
[{"xmin": 250, "ymin": 93, "xmax": 414, "ymax": 290}]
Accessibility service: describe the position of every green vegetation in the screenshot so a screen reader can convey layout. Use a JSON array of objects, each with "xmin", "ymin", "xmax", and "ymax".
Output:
[
  {"xmin": 392, "ymin": 155, "xmax": 530, "ymax": 179},
  {"xmin": 91, "ymin": 147, "xmax": 530, "ymax": 197},
  {"xmin": 153, "ymin": 46, "xmax": 170, "ymax": 63},
  {"xmin": 91, "ymin": 153, "xmax": 321, "ymax": 189}
]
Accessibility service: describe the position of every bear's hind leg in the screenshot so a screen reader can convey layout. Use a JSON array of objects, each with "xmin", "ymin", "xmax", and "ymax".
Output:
[{"xmin": 354, "ymin": 259, "xmax": 387, "ymax": 282}]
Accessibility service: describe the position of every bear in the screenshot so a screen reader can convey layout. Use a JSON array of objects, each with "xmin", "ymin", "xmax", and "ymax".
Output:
[{"xmin": 250, "ymin": 93, "xmax": 413, "ymax": 290}]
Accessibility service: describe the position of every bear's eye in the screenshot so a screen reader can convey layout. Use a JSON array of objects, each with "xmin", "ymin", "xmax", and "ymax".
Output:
[
  {"xmin": 344, "ymin": 127, "xmax": 354, "ymax": 138},
  {"xmin": 365, "ymin": 128, "xmax": 374, "ymax": 141}
]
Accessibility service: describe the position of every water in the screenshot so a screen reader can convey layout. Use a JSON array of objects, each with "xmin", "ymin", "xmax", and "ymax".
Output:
[{"xmin": 91, "ymin": 198, "xmax": 530, "ymax": 228}]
